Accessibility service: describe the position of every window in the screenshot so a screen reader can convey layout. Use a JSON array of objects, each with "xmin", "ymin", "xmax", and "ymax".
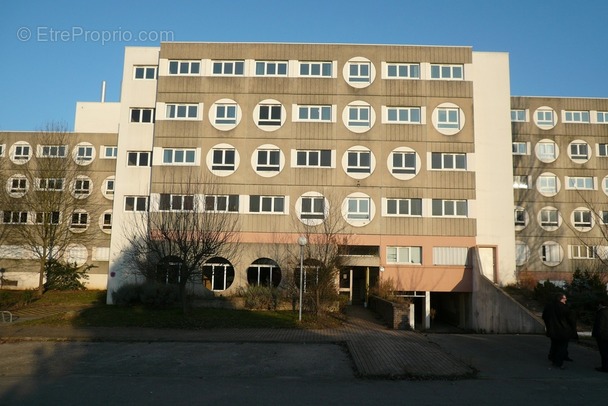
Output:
[
  {"xmin": 249, "ymin": 196, "xmax": 285, "ymax": 213},
  {"xmin": 255, "ymin": 61, "xmax": 288, "ymax": 76},
  {"xmin": 601, "ymin": 210, "xmax": 608, "ymax": 225},
  {"xmin": 386, "ymin": 198, "xmax": 422, "ymax": 216},
  {"xmin": 256, "ymin": 149, "xmax": 281, "ymax": 172},
  {"xmin": 134, "ymin": 66, "xmax": 157, "ymax": 79},
  {"xmin": 214, "ymin": 104, "xmax": 237, "ymax": 124},
  {"xmin": 130, "ymin": 108, "xmax": 154, "ymax": 123},
  {"xmin": 247, "ymin": 259, "xmax": 281, "ymax": 287},
  {"xmin": 168, "ymin": 60, "xmax": 200, "ymax": 75},
  {"xmin": 572, "ymin": 209, "xmax": 592, "ymax": 229},
  {"xmin": 597, "ymin": 112, "xmax": 608, "ymax": 123},
  {"xmin": 598, "ymin": 143, "xmax": 608, "ymax": 157},
  {"xmin": 570, "ymin": 245, "xmax": 595, "ymax": 259},
  {"xmin": 566, "ymin": 176, "xmax": 594, "ymax": 190},
  {"xmin": 386, "ymin": 63, "xmax": 419, "ymax": 79},
  {"xmin": 432, "ymin": 247, "xmax": 469, "ymax": 266},
  {"xmin": 70, "ymin": 211, "xmax": 89, "ymax": 230},
  {"xmin": 127, "ymin": 151, "xmax": 151, "ymax": 167},
  {"xmin": 166, "ymin": 104, "xmax": 198, "ymax": 119},
  {"xmin": 437, "ymin": 108, "xmax": 460, "ymax": 129},
  {"xmin": 159, "ymin": 194, "xmax": 195, "ymax": 211},
  {"xmin": 296, "ymin": 150, "xmax": 332, "ymax": 167},
  {"xmin": 103, "ymin": 177, "xmax": 115, "ymax": 198},
  {"xmin": 73, "ymin": 177, "xmax": 92, "ymax": 198},
  {"xmin": 202, "ymin": 258, "xmax": 235, "ymax": 291},
  {"xmin": 100, "ymin": 211, "xmax": 112, "ymax": 232},
  {"xmin": 564, "ymin": 110, "xmax": 590, "ymax": 123},
  {"xmin": 513, "ymin": 175, "xmax": 529, "ymax": 189},
  {"xmin": 346, "ymin": 61, "xmax": 372, "ymax": 84},
  {"xmin": 8, "ymin": 176, "xmax": 28, "ymax": 195},
  {"xmin": 536, "ymin": 141, "xmax": 557, "ymax": 162},
  {"xmin": 386, "ymin": 247, "xmax": 422, "ymax": 264},
  {"xmin": 125, "ymin": 196, "xmax": 148, "ymax": 212},
  {"xmin": 299, "ymin": 61, "xmax": 332, "ymax": 77},
  {"xmin": 511, "ymin": 109, "xmax": 526, "ymax": 122},
  {"xmin": 211, "ymin": 148, "xmax": 236, "ymax": 171},
  {"xmin": 163, "ymin": 148, "xmax": 196, "ymax": 165},
  {"xmin": 37, "ymin": 178, "xmax": 64, "ymax": 191},
  {"xmin": 300, "ymin": 196, "xmax": 325, "ymax": 220},
  {"xmin": 537, "ymin": 174, "xmax": 558, "ymax": 195},
  {"xmin": 539, "ymin": 208, "xmax": 559, "ymax": 228},
  {"xmin": 386, "ymin": 107, "xmax": 421, "ymax": 124},
  {"xmin": 0, "ymin": 144, "xmax": 4, "ymax": 157},
  {"xmin": 35, "ymin": 211, "xmax": 60, "ymax": 225},
  {"xmin": 347, "ymin": 197, "xmax": 370, "ymax": 220},
  {"xmin": 540, "ymin": 241, "xmax": 563, "ymax": 266},
  {"xmin": 212, "ymin": 60, "xmax": 244, "ymax": 76},
  {"xmin": 430, "ymin": 64, "xmax": 463, "ymax": 80},
  {"xmin": 38, "ymin": 145, "xmax": 67, "ymax": 158},
  {"xmin": 205, "ymin": 195, "xmax": 239, "ymax": 212},
  {"xmin": 514, "ymin": 207, "xmax": 527, "ymax": 227},
  {"xmin": 11, "ymin": 142, "xmax": 32, "ymax": 163},
  {"xmin": 431, "ymin": 152, "xmax": 466, "ymax": 170},
  {"xmin": 432, "ymin": 199, "xmax": 467, "ymax": 217},
  {"xmin": 2, "ymin": 211, "xmax": 28, "ymax": 224},
  {"xmin": 515, "ymin": 242, "xmax": 530, "ymax": 266},
  {"xmin": 512, "ymin": 142, "xmax": 528, "ymax": 155},
  {"xmin": 74, "ymin": 144, "xmax": 94, "ymax": 164},
  {"xmin": 348, "ymin": 105, "xmax": 371, "ymax": 127},
  {"xmin": 534, "ymin": 107, "xmax": 556, "ymax": 129},
  {"xmin": 257, "ymin": 103, "xmax": 283, "ymax": 127},
  {"xmin": 297, "ymin": 105, "xmax": 332, "ymax": 122},
  {"xmin": 568, "ymin": 141, "xmax": 589, "ymax": 162},
  {"xmin": 346, "ymin": 150, "xmax": 371, "ymax": 174},
  {"xmin": 391, "ymin": 151, "xmax": 417, "ymax": 174},
  {"xmin": 103, "ymin": 146, "xmax": 118, "ymax": 159}
]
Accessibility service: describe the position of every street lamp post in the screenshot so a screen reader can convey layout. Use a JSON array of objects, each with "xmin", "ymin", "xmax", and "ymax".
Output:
[
  {"xmin": 0, "ymin": 268, "xmax": 5, "ymax": 290},
  {"xmin": 297, "ymin": 236, "xmax": 307, "ymax": 322}
]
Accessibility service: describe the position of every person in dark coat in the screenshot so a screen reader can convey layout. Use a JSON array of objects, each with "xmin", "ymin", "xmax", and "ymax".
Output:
[
  {"xmin": 592, "ymin": 299, "xmax": 608, "ymax": 373},
  {"xmin": 542, "ymin": 293, "xmax": 577, "ymax": 368}
]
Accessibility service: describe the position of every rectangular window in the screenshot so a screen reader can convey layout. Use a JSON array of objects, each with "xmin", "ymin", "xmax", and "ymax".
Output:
[
  {"xmin": 255, "ymin": 61, "xmax": 288, "ymax": 76},
  {"xmin": 391, "ymin": 151, "xmax": 416, "ymax": 174},
  {"xmin": 538, "ymin": 175, "xmax": 557, "ymax": 194},
  {"xmin": 598, "ymin": 143, "xmax": 608, "ymax": 157},
  {"xmin": 347, "ymin": 150, "xmax": 371, "ymax": 173},
  {"xmin": 597, "ymin": 112, "xmax": 608, "ymax": 123},
  {"xmin": 212, "ymin": 148, "xmax": 235, "ymax": 171},
  {"xmin": 511, "ymin": 109, "xmax": 526, "ymax": 122},
  {"xmin": 70, "ymin": 212, "xmax": 88, "ymax": 229},
  {"xmin": 215, "ymin": 104, "xmax": 237, "ymax": 125},
  {"xmin": 13, "ymin": 145, "xmax": 30, "ymax": 160},
  {"xmin": 432, "ymin": 247, "xmax": 469, "ymax": 266},
  {"xmin": 512, "ymin": 142, "xmax": 528, "ymax": 155},
  {"xmin": 297, "ymin": 105, "xmax": 332, "ymax": 122},
  {"xmin": 538, "ymin": 142, "xmax": 556, "ymax": 160},
  {"xmin": 37, "ymin": 178, "xmax": 64, "ymax": 191},
  {"xmin": 258, "ymin": 104, "xmax": 282, "ymax": 126},
  {"xmin": 564, "ymin": 110, "xmax": 590, "ymax": 123},
  {"xmin": 301, "ymin": 196, "xmax": 325, "ymax": 219},
  {"xmin": 347, "ymin": 197, "xmax": 370, "ymax": 220},
  {"xmin": 299, "ymin": 61, "xmax": 332, "ymax": 77},
  {"xmin": 103, "ymin": 146, "xmax": 118, "ymax": 159},
  {"xmin": 348, "ymin": 62, "xmax": 371, "ymax": 83},
  {"xmin": 431, "ymin": 153, "xmax": 466, "ymax": 170},
  {"xmin": 166, "ymin": 104, "xmax": 198, "ymax": 119},
  {"xmin": 540, "ymin": 209, "xmax": 559, "ymax": 227},
  {"xmin": 437, "ymin": 108, "xmax": 460, "ymax": 129},
  {"xmin": 130, "ymin": 108, "xmax": 155, "ymax": 123},
  {"xmin": 514, "ymin": 208, "xmax": 526, "ymax": 226},
  {"xmin": 0, "ymin": 144, "xmax": 4, "ymax": 157},
  {"xmin": 159, "ymin": 194, "xmax": 195, "ymax": 211},
  {"xmin": 296, "ymin": 150, "xmax": 332, "ymax": 167},
  {"xmin": 125, "ymin": 196, "xmax": 148, "ymax": 212},
  {"xmin": 430, "ymin": 64, "xmax": 463, "ymax": 79},
  {"xmin": 205, "ymin": 195, "xmax": 239, "ymax": 212},
  {"xmin": 104, "ymin": 178, "xmax": 114, "ymax": 196},
  {"xmin": 431, "ymin": 199, "xmax": 467, "ymax": 217},
  {"xmin": 10, "ymin": 178, "xmax": 27, "ymax": 193},
  {"xmin": 134, "ymin": 66, "xmax": 157, "ymax": 79},
  {"xmin": 168, "ymin": 60, "xmax": 200, "ymax": 75},
  {"xmin": 570, "ymin": 245, "xmax": 595, "ymax": 259},
  {"xmin": 212, "ymin": 60, "xmax": 244, "ymax": 76},
  {"xmin": 35, "ymin": 211, "xmax": 60, "ymax": 225},
  {"xmin": 127, "ymin": 151, "xmax": 151, "ymax": 167},
  {"xmin": 386, "ymin": 107, "xmax": 421, "ymax": 124},
  {"xmin": 386, "ymin": 198, "xmax": 422, "ymax": 216},
  {"xmin": 348, "ymin": 106, "xmax": 371, "ymax": 127},
  {"xmin": 513, "ymin": 175, "xmax": 529, "ymax": 189},
  {"xmin": 566, "ymin": 176, "xmax": 594, "ymax": 190},
  {"xmin": 102, "ymin": 213, "xmax": 112, "ymax": 230},
  {"xmin": 73, "ymin": 179, "xmax": 91, "ymax": 196},
  {"xmin": 249, "ymin": 196, "xmax": 285, "ymax": 213},
  {"xmin": 162, "ymin": 148, "xmax": 196, "ymax": 165},
  {"xmin": 387, "ymin": 246, "xmax": 422, "ymax": 264},
  {"xmin": 256, "ymin": 149, "xmax": 280, "ymax": 172},
  {"xmin": 38, "ymin": 145, "xmax": 67, "ymax": 158},
  {"xmin": 76, "ymin": 146, "xmax": 93, "ymax": 162},
  {"xmin": 2, "ymin": 211, "xmax": 28, "ymax": 224},
  {"xmin": 386, "ymin": 63, "xmax": 420, "ymax": 79},
  {"xmin": 573, "ymin": 210, "xmax": 592, "ymax": 228},
  {"xmin": 570, "ymin": 143, "xmax": 589, "ymax": 160},
  {"xmin": 601, "ymin": 211, "xmax": 608, "ymax": 225},
  {"xmin": 536, "ymin": 110, "xmax": 554, "ymax": 126}
]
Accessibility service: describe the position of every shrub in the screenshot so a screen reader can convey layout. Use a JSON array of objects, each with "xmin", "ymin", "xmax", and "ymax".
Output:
[
  {"xmin": 44, "ymin": 260, "xmax": 92, "ymax": 291},
  {"xmin": 243, "ymin": 285, "xmax": 278, "ymax": 310},
  {"xmin": 533, "ymin": 280, "xmax": 564, "ymax": 306},
  {"xmin": 112, "ymin": 282, "xmax": 179, "ymax": 308},
  {"xmin": 112, "ymin": 283, "xmax": 143, "ymax": 306},
  {"xmin": 565, "ymin": 269, "xmax": 608, "ymax": 325}
]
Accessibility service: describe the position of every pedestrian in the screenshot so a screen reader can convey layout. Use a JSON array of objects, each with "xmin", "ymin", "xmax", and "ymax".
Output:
[
  {"xmin": 542, "ymin": 292, "xmax": 578, "ymax": 369},
  {"xmin": 592, "ymin": 299, "xmax": 608, "ymax": 373}
]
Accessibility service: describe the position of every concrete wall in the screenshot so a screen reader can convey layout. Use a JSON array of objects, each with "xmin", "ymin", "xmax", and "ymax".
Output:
[{"xmin": 469, "ymin": 246, "xmax": 545, "ymax": 334}]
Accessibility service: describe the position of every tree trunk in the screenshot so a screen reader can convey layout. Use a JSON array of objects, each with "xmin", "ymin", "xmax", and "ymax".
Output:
[{"xmin": 37, "ymin": 257, "xmax": 46, "ymax": 296}]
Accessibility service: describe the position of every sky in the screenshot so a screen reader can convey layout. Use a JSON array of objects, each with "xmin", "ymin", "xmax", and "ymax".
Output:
[{"xmin": 1, "ymin": 0, "xmax": 607, "ymax": 131}]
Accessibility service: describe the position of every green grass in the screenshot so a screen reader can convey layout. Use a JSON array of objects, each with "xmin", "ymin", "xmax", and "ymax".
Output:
[{"xmin": 0, "ymin": 289, "xmax": 105, "ymax": 308}]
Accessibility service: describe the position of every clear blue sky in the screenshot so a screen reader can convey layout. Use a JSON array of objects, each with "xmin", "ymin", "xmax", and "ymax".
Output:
[{"xmin": 1, "ymin": 0, "xmax": 607, "ymax": 131}]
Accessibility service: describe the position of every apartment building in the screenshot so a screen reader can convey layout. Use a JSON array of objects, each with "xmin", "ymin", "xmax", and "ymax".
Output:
[{"xmin": 511, "ymin": 96, "xmax": 608, "ymax": 284}]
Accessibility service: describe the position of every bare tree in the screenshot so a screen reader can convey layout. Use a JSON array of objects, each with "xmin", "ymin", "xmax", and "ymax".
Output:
[
  {"xmin": 122, "ymin": 172, "xmax": 240, "ymax": 311},
  {"xmin": 0, "ymin": 123, "xmax": 94, "ymax": 294}
]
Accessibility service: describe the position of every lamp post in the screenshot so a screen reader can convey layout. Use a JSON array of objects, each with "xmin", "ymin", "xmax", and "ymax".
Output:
[
  {"xmin": 0, "ymin": 268, "xmax": 5, "ymax": 290},
  {"xmin": 297, "ymin": 236, "xmax": 307, "ymax": 322}
]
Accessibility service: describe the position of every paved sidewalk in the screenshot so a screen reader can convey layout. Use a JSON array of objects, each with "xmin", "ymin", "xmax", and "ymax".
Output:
[{"xmin": 0, "ymin": 305, "xmax": 474, "ymax": 379}]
